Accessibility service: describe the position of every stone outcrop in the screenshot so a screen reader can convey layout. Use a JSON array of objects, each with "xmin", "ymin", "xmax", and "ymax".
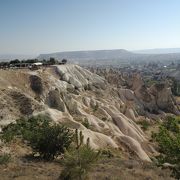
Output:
[{"xmin": 55, "ymin": 65, "xmax": 106, "ymax": 90}]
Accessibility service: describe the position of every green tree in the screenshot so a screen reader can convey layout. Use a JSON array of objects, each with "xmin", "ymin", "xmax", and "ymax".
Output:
[
  {"xmin": 171, "ymin": 78, "xmax": 180, "ymax": 96},
  {"xmin": 60, "ymin": 129, "xmax": 101, "ymax": 180},
  {"xmin": 152, "ymin": 116, "xmax": 180, "ymax": 179},
  {"xmin": 50, "ymin": 57, "xmax": 56, "ymax": 65},
  {"xmin": 62, "ymin": 59, "xmax": 67, "ymax": 64},
  {"xmin": 10, "ymin": 59, "xmax": 20, "ymax": 64},
  {"xmin": 1, "ymin": 115, "xmax": 73, "ymax": 160}
]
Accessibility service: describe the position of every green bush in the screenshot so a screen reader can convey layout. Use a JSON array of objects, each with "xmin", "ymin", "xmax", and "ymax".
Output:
[
  {"xmin": 171, "ymin": 78, "xmax": 180, "ymax": 96},
  {"xmin": 1, "ymin": 115, "xmax": 73, "ymax": 160},
  {"xmin": 153, "ymin": 116, "xmax": 180, "ymax": 179},
  {"xmin": 163, "ymin": 116, "xmax": 180, "ymax": 133},
  {"xmin": 0, "ymin": 153, "xmax": 11, "ymax": 165},
  {"xmin": 60, "ymin": 130, "xmax": 101, "ymax": 180},
  {"xmin": 27, "ymin": 123, "xmax": 73, "ymax": 160},
  {"xmin": 1, "ymin": 115, "xmax": 50, "ymax": 142}
]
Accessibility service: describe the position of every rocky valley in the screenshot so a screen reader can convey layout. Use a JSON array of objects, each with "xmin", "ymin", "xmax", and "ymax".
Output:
[{"xmin": 0, "ymin": 64, "xmax": 179, "ymax": 179}]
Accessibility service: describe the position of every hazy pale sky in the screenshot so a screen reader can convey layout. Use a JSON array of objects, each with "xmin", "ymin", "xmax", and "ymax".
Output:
[{"xmin": 0, "ymin": 0, "xmax": 180, "ymax": 55}]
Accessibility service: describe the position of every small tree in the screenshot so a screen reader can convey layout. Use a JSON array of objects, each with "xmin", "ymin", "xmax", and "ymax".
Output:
[
  {"xmin": 60, "ymin": 129, "xmax": 101, "ymax": 180},
  {"xmin": 171, "ymin": 78, "xmax": 180, "ymax": 96},
  {"xmin": 62, "ymin": 59, "xmax": 67, "ymax": 64},
  {"xmin": 10, "ymin": 59, "xmax": 20, "ymax": 64},
  {"xmin": 152, "ymin": 116, "xmax": 180, "ymax": 179}
]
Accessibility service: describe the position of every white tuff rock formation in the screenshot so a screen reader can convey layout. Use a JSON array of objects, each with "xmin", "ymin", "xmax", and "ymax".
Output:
[{"xmin": 0, "ymin": 65, "xmax": 167, "ymax": 161}]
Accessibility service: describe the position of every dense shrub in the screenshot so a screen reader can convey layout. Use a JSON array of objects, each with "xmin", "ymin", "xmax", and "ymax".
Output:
[
  {"xmin": 60, "ymin": 130, "xmax": 101, "ymax": 180},
  {"xmin": 1, "ymin": 115, "xmax": 50, "ymax": 142},
  {"xmin": 26, "ymin": 122, "xmax": 73, "ymax": 160},
  {"xmin": 162, "ymin": 116, "xmax": 180, "ymax": 133},
  {"xmin": 153, "ymin": 116, "xmax": 180, "ymax": 179},
  {"xmin": 1, "ymin": 115, "xmax": 73, "ymax": 160}
]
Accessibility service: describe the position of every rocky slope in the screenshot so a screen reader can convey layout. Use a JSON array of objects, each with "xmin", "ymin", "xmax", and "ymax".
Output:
[{"xmin": 0, "ymin": 64, "xmax": 179, "ymax": 162}]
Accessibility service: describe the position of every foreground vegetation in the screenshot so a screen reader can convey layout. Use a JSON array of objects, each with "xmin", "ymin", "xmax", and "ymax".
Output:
[
  {"xmin": 1, "ymin": 115, "xmax": 73, "ymax": 160},
  {"xmin": 152, "ymin": 116, "xmax": 180, "ymax": 179},
  {"xmin": 0, "ymin": 115, "xmax": 101, "ymax": 179},
  {"xmin": 60, "ymin": 130, "xmax": 100, "ymax": 180},
  {"xmin": 1, "ymin": 115, "xmax": 179, "ymax": 179}
]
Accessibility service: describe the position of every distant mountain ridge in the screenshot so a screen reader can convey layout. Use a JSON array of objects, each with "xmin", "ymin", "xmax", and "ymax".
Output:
[
  {"xmin": 38, "ymin": 49, "xmax": 180, "ymax": 65},
  {"xmin": 1, "ymin": 49, "xmax": 180, "ymax": 65},
  {"xmin": 38, "ymin": 49, "xmax": 134, "ymax": 60}
]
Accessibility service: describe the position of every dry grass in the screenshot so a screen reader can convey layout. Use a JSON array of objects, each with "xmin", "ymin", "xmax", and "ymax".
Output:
[
  {"xmin": 0, "ymin": 156, "xmax": 174, "ymax": 180},
  {"xmin": 0, "ymin": 140, "xmax": 174, "ymax": 180},
  {"xmin": 89, "ymin": 158, "xmax": 174, "ymax": 180}
]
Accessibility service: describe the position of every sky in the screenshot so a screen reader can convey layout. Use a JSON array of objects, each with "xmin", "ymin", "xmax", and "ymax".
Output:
[{"xmin": 0, "ymin": 0, "xmax": 180, "ymax": 55}]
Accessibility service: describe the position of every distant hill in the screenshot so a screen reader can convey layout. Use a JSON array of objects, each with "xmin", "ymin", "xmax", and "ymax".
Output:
[
  {"xmin": 38, "ymin": 49, "xmax": 134, "ymax": 60},
  {"xmin": 1, "ymin": 49, "xmax": 180, "ymax": 65},
  {"xmin": 38, "ymin": 49, "xmax": 180, "ymax": 66},
  {"xmin": 133, "ymin": 48, "xmax": 180, "ymax": 54}
]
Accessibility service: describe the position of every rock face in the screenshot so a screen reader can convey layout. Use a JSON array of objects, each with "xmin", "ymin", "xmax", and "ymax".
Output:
[
  {"xmin": 55, "ymin": 65, "xmax": 106, "ymax": 90},
  {"xmin": 150, "ymin": 83, "xmax": 180, "ymax": 115},
  {"xmin": 46, "ymin": 89, "xmax": 67, "ymax": 112},
  {"xmin": 29, "ymin": 75, "xmax": 43, "ymax": 94},
  {"xmin": 1, "ymin": 64, "xmax": 178, "ymax": 162},
  {"xmin": 128, "ymin": 74, "xmax": 179, "ymax": 115},
  {"xmin": 9, "ymin": 91, "xmax": 33, "ymax": 115}
]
